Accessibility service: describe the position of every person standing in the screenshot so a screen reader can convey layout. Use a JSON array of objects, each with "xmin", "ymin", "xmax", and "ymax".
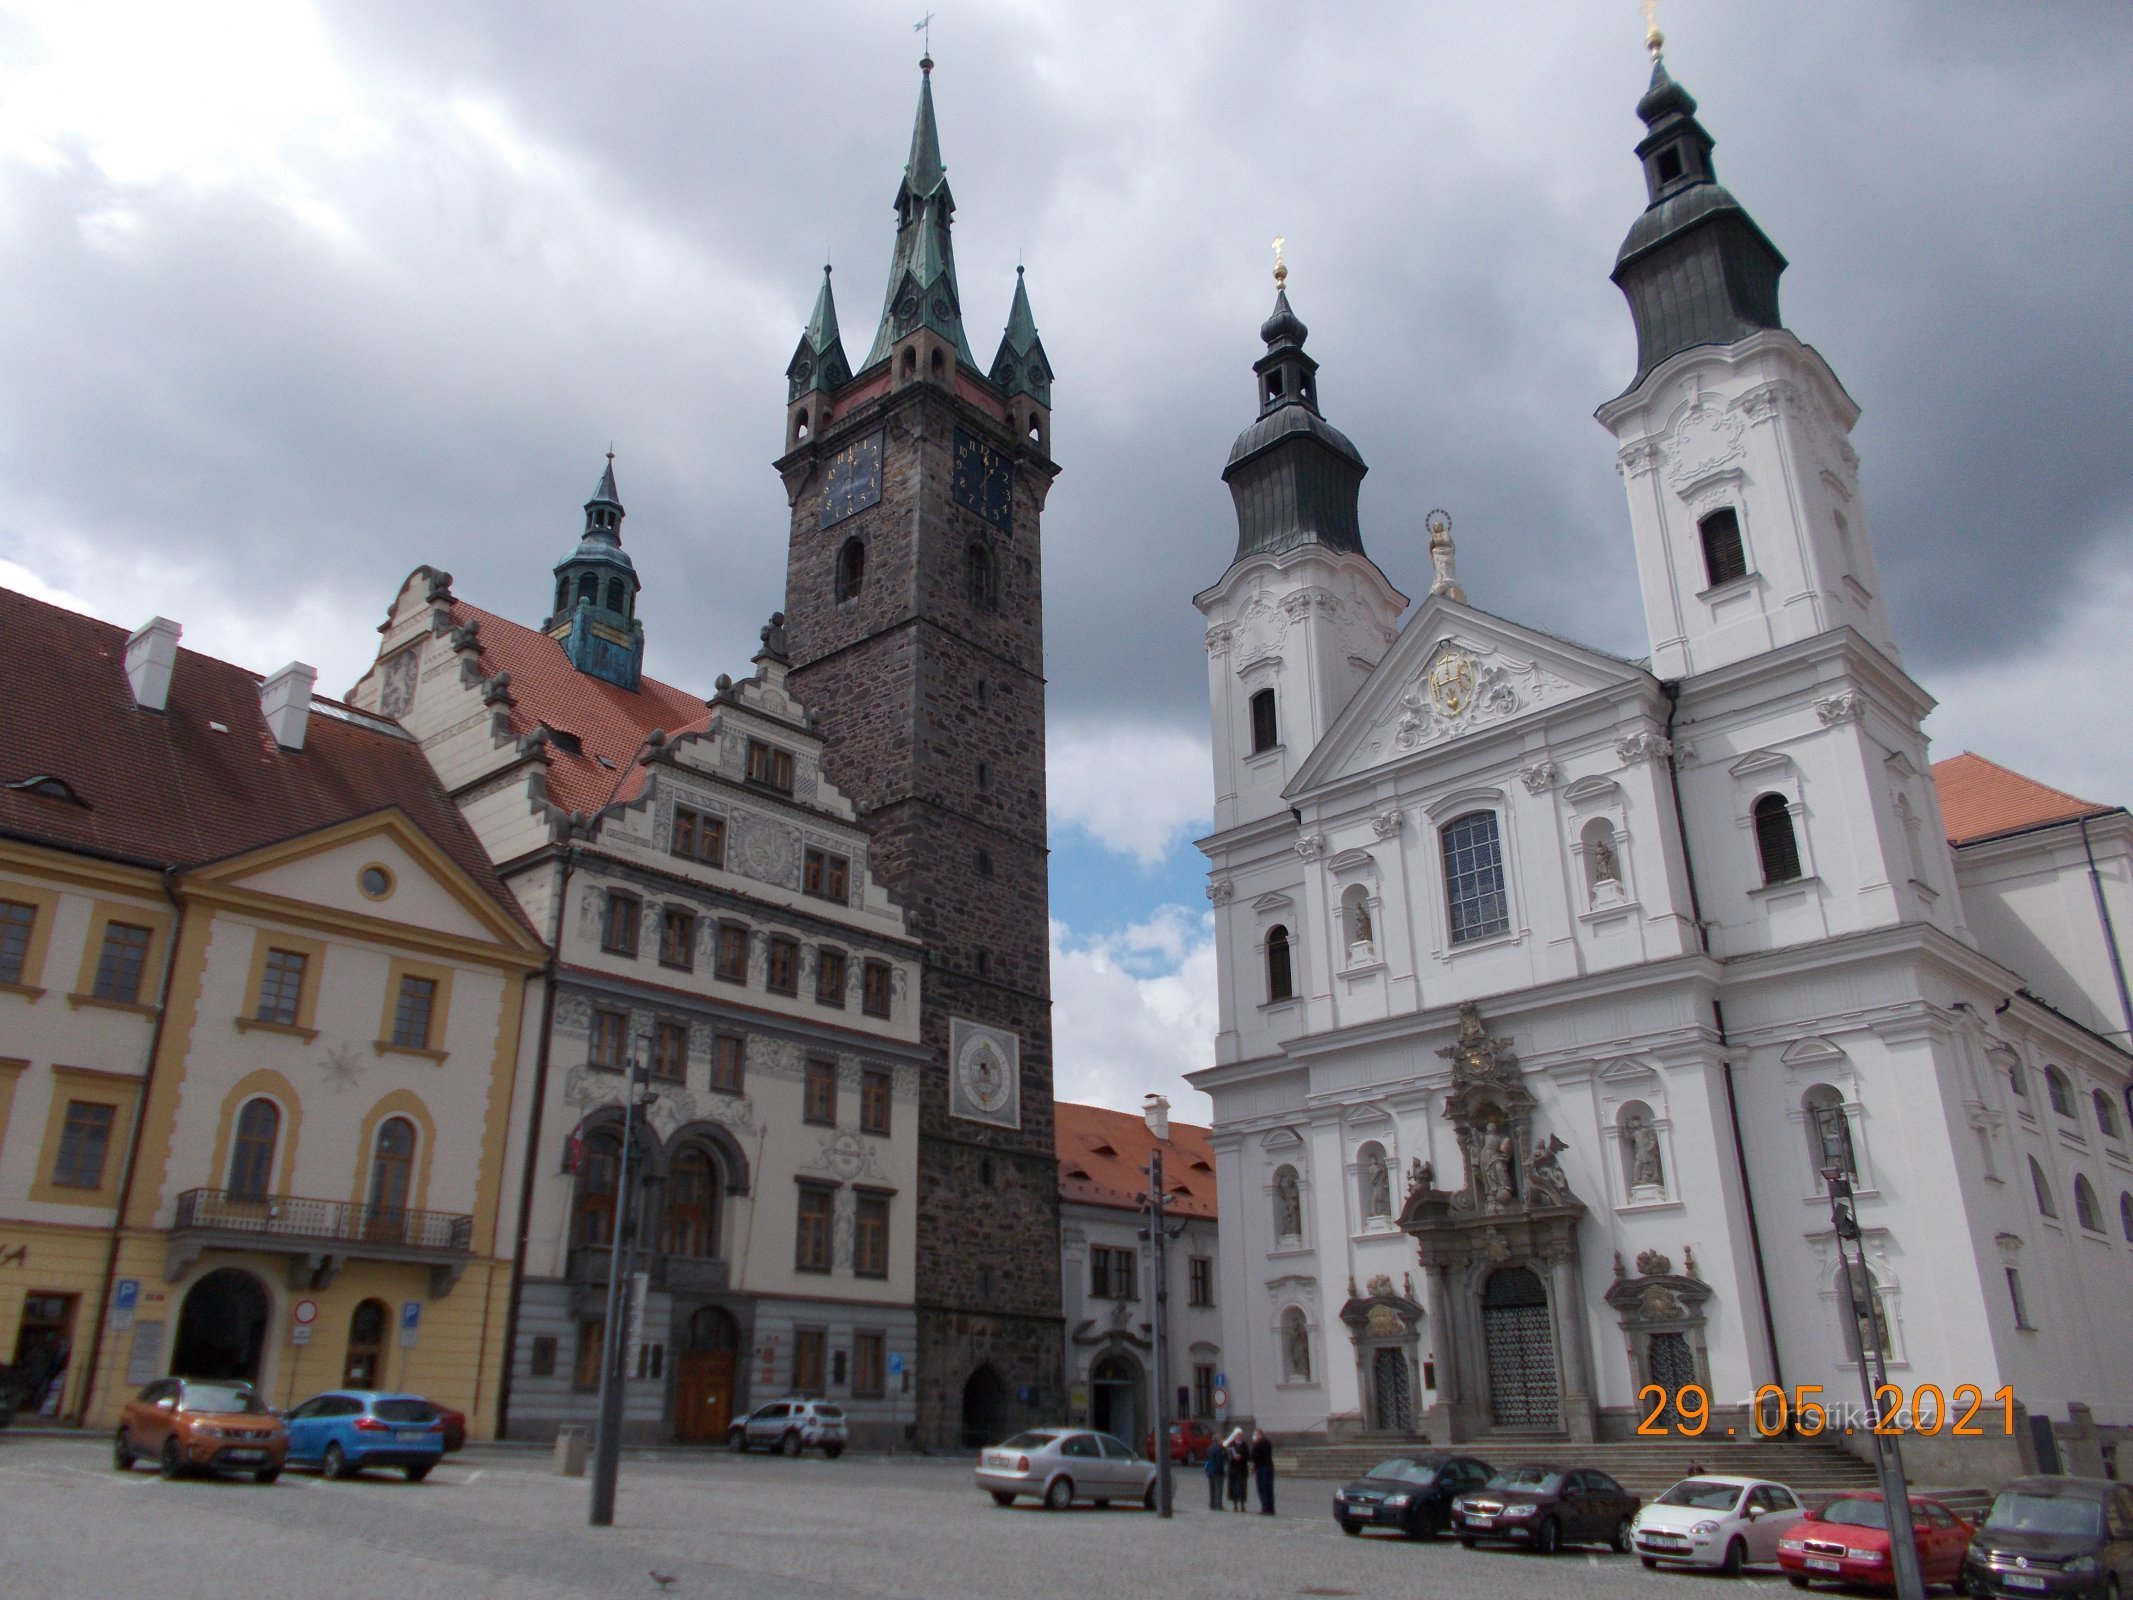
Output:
[
  {"xmin": 1224, "ymin": 1427, "xmax": 1250, "ymax": 1511},
  {"xmin": 1203, "ymin": 1433, "xmax": 1226, "ymax": 1510},
  {"xmin": 1250, "ymin": 1426, "xmax": 1276, "ymax": 1515}
]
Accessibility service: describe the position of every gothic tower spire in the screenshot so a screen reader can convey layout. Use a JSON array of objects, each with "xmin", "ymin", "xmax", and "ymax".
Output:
[
  {"xmin": 787, "ymin": 264, "xmax": 852, "ymax": 411},
  {"xmin": 862, "ymin": 57, "xmax": 977, "ymax": 371},
  {"xmin": 545, "ymin": 453, "xmax": 645, "ymax": 689}
]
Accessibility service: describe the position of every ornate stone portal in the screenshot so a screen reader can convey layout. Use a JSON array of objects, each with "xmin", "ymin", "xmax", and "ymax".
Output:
[
  {"xmin": 1339, "ymin": 1273, "xmax": 1426, "ymax": 1435},
  {"xmin": 1605, "ymin": 1248, "xmax": 1715, "ymax": 1424},
  {"xmin": 1399, "ymin": 1004, "xmax": 1598, "ymax": 1442}
]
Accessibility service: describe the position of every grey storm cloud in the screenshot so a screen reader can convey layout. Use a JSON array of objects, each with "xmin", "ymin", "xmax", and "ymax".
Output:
[{"xmin": 2, "ymin": 0, "xmax": 2130, "ymax": 750}]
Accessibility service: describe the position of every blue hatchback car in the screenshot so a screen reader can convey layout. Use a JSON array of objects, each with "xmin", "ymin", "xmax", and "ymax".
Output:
[{"xmin": 283, "ymin": 1391, "xmax": 445, "ymax": 1481}]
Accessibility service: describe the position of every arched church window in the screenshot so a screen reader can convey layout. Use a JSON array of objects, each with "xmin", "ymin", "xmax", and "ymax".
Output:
[
  {"xmin": 966, "ymin": 543, "xmax": 997, "ymax": 611},
  {"xmin": 1249, "ymin": 689, "xmax": 1278, "ymax": 754},
  {"xmin": 1265, "ymin": 924, "xmax": 1294, "ymax": 1003},
  {"xmin": 606, "ymin": 577, "xmax": 626, "ymax": 614},
  {"xmin": 577, "ymin": 573, "xmax": 598, "ymax": 607},
  {"xmin": 835, "ymin": 537, "xmax": 865, "ymax": 603},
  {"xmin": 2028, "ymin": 1156, "xmax": 2058, "ymax": 1219},
  {"xmin": 1699, "ymin": 508, "xmax": 1748, "ymax": 587},
  {"xmin": 555, "ymin": 577, "xmax": 570, "ymax": 614},
  {"xmin": 1753, "ymin": 794, "xmax": 1802, "ymax": 885},
  {"xmin": 794, "ymin": 407, "xmax": 810, "ymax": 442},
  {"xmin": 1803, "ymin": 1083, "xmax": 1855, "ymax": 1180},
  {"xmin": 1618, "ymin": 1100, "xmax": 1665, "ymax": 1194},
  {"xmin": 2044, "ymin": 1066, "xmax": 2075, "ymax": 1119},
  {"xmin": 2096, "ymin": 1090, "xmax": 2122, "ymax": 1142},
  {"xmin": 2120, "ymin": 1191, "xmax": 2133, "ymax": 1243},
  {"xmin": 1582, "ymin": 817, "xmax": 1622, "ymax": 900},
  {"xmin": 2074, "ymin": 1174, "xmax": 2103, "ymax": 1233},
  {"xmin": 1280, "ymin": 1306, "xmax": 1311, "ymax": 1381},
  {"xmin": 1272, "ymin": 1164, "xmax": 1302, "ymax": 1241},
  {"xmin": 929, "ymin": 347, "xmax": 946, "ymax": 379},
  {"xmin": 1357, "ymin": 1142, "xmax": 1391, "ymax": 1220},
  {"xmin": 663, "ymin": 1144, "xmax": 720, "ymax": 1259},
  {"xmin": 2007, "ymin": 1055, "xmax": 2029, "ymax": 1099},
  {"xmin": 1440, "ymin": 812, "xmax": 1509, "ymax": 944},
  {"xmin": 228, "ymin": 1098, "xmax": 280, "ymax": 1201}
]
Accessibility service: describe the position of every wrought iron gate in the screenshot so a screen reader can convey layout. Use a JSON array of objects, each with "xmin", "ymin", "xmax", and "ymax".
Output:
[
  {"xmin": 1482, "ymin": 1267, "xmax": 1560, "ymax": 1428},
  {"xmin": 1371, "ymin": 1347, "xmax": 1414, "ymax": 1432}
]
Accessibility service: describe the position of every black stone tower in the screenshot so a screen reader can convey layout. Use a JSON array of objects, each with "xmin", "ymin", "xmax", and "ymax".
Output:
[{"xmin": 773, "ymin": 58, "xmax": 1064, "ymax": 1450}]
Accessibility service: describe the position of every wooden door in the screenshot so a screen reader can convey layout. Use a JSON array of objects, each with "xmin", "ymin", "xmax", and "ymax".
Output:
[{"xmin": 675, "ymin": 1351, "xmax": 734, "ymax": 1442}]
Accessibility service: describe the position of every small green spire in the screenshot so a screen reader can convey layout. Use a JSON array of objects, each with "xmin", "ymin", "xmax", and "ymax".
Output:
[
  {"xmin": 863, "ymin": 58, "xmax": 977, "ymax": 370},
  {"xmin": 787, "ymin": 264, "xmax": 852, "ymax": 400},
  {"xmin": 904, "ymin": 58, "xmax": 947, "ymax": 200},
  {"xmin": 989, "ymin": 266, "xmax": 1052, "ymax": 405}
]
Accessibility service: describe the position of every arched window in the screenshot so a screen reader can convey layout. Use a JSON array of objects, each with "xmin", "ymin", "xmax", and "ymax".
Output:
[
  {"xmin": 2044, "ymin": 1066, "xmax": 2075, "ymax": 1118},
  {"xmin": 2006, "ymin": 1055, "xmax": 2030, "ymax": 1098},
  {"xmin": 1699, "ymin": 508, "xmax": 1748, "ymax": 587},
  {"xmin": 1356, "ymin": 1142, "xmax": 1391, "ymax": 1219},
  {"xmin": 576, "ymin": 573, "xmax": 598, "ymax": 606},
  {"xmin": 1265, "ymin": 924, "xmax": 1294, "ymax": 1002},
  {"xmin": 2029, "ymin": 1156, "xmax": 2058, "ymax": 1219},
  {"xmin": 2075, "ymin": 1175, "xmax": 2103, "ymax": 1233},
  {"xmin": 1841, "ymin": 1262, "xmax": 1891, "ymax": 1359},
  {"xmin": 835, "ymin": 537, "xmax": 865, "ymax": 603},
  {"xmin": 966, "ymin": 543, "xmax": 997, "ymax": 611},
  {"xmin": 574, "ymin": 1129, "xmax": 620, "ymax": 1248},
  {"xmin": 1249, "ymin": 688, "xmax": 1278, "ymax": 754},
  {"xmin": 554, "ymin": 577, "xmax": 570, "ymax": 614},
  {"xmin": 1753, "ymin": 794, "xmax": 1803, "ymax": 885},
  {"xmin": 2093, "ymin": 1090, "xmax": 2121, "ymax": 1141},
  {"xmin": 342, "ymin": 1298, "xmax": 388, "ymax": 1387},
  {"xmin": 605, "ymin": 577, "xmax": 626, "ymax": 614},
  {"xmin": 663, "ymin": 1144, "xmax": 720, "ymax": 1259},
  {"xmin": 2120, "ymin": 1192, "xmax": 2133, "ymax": 1243},
  {"xmin": 1440, "ymin": 811, "xmax": 1509, "ymax": 944},
  {"xmin": 1280, "ymin": 1306, "xmax": 1312, "ymax": 1381},
  {"xmin": 227, "ymin": 1098, "xmax": 280, "ymax": 1200},
  {"xmin": 368, "ymin": 1117, "xmax": 415, "ymax": 1219},
  {"xmin": 1618, "ymin": 1100, "xmax": 1665, "ymax": 1193},
  {"xmin": 1272, "ymin": 1164, "xmax": 1302, "ymax": 1241},
  {"xmin": 1803, "ymin": 1084, "xmax": 1855, "ymax": 1180}
]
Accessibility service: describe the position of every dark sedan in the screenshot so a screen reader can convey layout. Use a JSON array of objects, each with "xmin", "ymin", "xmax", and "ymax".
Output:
[
  {"xmin": 1962, "ymin": 1477, "xmax": 2133, "ymax": 1600},
  {"xmin": 1453, "ymin": 1464, "xmax": 1641, "ymax": 1554},
  {"xmin": 1333, "ymin": 1453, "xmax": 1496, "ymax": 1540}
]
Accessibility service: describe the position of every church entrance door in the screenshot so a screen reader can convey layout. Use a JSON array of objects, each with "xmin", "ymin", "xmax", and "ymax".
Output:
[
  {"xmin": 1090, "ymin": 1353, "xmax": 1141, "ymax": 1447},
  {"xmin": 1645, "ymin": 1330, "xmax": 1695, "ymax": 1425},
  {"xmin": 1370, "ymin": 1347, "xmax": 1414, "ymax": 1433},
  {"xmin": 675, "ymin": 1307, "xmax": 738, "ymax": 1443},
  {"xmin": 1481, "ymin": 1267, "xmax": 1560, "ymax": 1429},
  {"xmin": 961, "ymin": 1364, "xmax": 1008, "ymax": 1449}
]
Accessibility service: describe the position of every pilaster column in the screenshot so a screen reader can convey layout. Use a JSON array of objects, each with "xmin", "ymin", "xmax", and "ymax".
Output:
[{"xmin": 1549, "ymin": 1247, "xmax": 1597, "ymax": 1443}]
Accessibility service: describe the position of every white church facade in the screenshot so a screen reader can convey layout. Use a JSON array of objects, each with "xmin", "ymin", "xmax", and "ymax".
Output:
[{"xmin": 1189, "ymin": 43, "xmax": 2133, "ymax": 1484}]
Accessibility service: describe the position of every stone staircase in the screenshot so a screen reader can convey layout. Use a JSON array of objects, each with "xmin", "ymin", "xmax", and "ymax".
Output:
[{"xmin": 1275, "ymin": 1435, "xmax": 1899, "ymax": 1500}]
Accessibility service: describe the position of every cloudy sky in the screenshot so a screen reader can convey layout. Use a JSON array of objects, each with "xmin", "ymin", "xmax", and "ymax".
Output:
[{"xmin": 5, "ymin": 2, "xmax": 2130, "ymax": 1123}]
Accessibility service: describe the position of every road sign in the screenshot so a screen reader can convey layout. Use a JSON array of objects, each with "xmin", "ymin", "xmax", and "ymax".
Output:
[
  {"xmin": 291, "ymin": 1325, "xmax": 312, "ymax": 1346},
  {"xmin": 398, "ymin": 1301, "xmax": 421, "ymax": 1349},
  {"xmin": 887, "ymin": 1352, "xmax": 905, "ymax": 1378},
  {"xmin": 292, "ymin": 1298, "xmax": 318, "ymax": 1326},
  {"xmin": 1215, "ymin": 1371, "xmax": 1226, "ymax": 1389},
  {"xmin": 1211, "ymin": 1386, "xmax": 1228, "ymax": 1410},
  {"xmin": 112, "ymin": 1278, "xmax": 140, "ymax": 1332}
]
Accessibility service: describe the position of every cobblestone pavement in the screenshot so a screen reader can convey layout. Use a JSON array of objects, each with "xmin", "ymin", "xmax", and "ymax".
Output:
[{"xmin": 2, "ymin": 1434, "xmax": 1805, "ymax": 1599}]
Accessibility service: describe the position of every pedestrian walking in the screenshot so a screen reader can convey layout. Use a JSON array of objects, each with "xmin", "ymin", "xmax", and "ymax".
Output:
[
  {"xmin": 1223, "ymin": 1427, "xmax": 1250, "ymax": 1511},
  {"xmin": 1250, "ymin": 1426, "xmax": 1276, "ymax": 1515},
  {"xmin": 1203, "ymin": 1433, "xmax": 1226, "ymax": 1510}
]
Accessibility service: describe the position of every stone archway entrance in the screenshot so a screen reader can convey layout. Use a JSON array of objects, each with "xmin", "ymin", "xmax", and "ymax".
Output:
[
  {"xmin": 675, "ymin": 1306, "xmax": 738, "ymax": 1443},
  {"xmin": 961, "ymin": 1364, "xmax": 1007, "ymax": 1449},
  {"xmin": 172, "ymin": 1268, "xmax": 270, "ymax": 1382},
  {"xmin": 1090, "ymin": 1351, "xmax": 1142, "ymax": 1446},
  {"xmin": 1481, "ymin": 1267, "xmax": 1559, "ymax": 1428}
]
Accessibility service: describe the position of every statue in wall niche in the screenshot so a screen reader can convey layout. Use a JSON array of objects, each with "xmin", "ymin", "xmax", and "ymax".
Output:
[
  {"xmin": 1626, "ymin": 1114, "xmax": 1665, "ymax": 1191},
  {"xmin": 1365, "ymin": 1149, "xmax": 1392, "ymax": 1218},
  {"xmin": 1592, "ymin": 836, "xmax": 1620, "ymax": 885},
  {"xmin": 1525, "ymin": 1134, "xmax": 1574, "ymax": 1207},
  {"xmin": 1478, "ymin": 1126, "xmax": 1516, "ymax": 1211},
  {"xmin": 1350, "ymin": 897, "xmax": 1374, "ymax": 956},
  {"xmin": 1287, "ymin": 1317, "xmax": 1312, "ymax": 1381},
  {"xmin": 1276, "ymin": 1168, "xmax": 1303, "ymax": 1239}
]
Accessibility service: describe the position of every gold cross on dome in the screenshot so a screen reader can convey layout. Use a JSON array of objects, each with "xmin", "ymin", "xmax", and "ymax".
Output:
[
  {"xmin": 1272, "ymin": 234, "xmax": 1287, "ymax": 286},
  {"xmin": 1643, "ymin": 0, "xmax": 1664, "ymax": 60}
]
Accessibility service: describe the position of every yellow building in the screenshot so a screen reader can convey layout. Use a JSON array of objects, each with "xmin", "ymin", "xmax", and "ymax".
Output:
[{"xmin": 0, "ymin": 591, "xmax": 544, "ymax": 1433}]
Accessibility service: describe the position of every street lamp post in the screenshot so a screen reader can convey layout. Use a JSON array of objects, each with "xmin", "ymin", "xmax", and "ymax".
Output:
[
  {"xmin": 1812, "ymin": 1101, "xmax": 1926, "ymax": 1600},
  {"xmin": 1143, "ymin": 1148, "xmax": 1174, "ymax": 1518},
  {"xmin": 589, "ymin": 1045, "xmax": 651, "ymax": 1527}
]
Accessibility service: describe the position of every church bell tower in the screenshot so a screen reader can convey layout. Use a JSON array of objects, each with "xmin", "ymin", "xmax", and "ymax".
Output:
[{"xmin": 774, "ymin": 57, "xmax": 1064, "ymax": 1449}]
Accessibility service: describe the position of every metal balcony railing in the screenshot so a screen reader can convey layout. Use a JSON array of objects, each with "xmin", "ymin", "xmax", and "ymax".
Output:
[{"xmin": 172, "ymin": 1188, "xmax": 473, "ymax": 1254}]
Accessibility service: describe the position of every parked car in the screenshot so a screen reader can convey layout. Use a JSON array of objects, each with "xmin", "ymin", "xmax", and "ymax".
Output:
[
  {"xmin": 421, "ymin": 1402, "xmax": 467, "ymax": 1453},
  {"xmin": 1777, "ymin": 1491, "xmax": 1974, "ymax": 1592},
  {"xmin": 976, "ymin": 1428, "xmax": 1157, "ymax": 1510},
  {"xmin": 1145, "ymin": 1419, "xmax": 1217, "ymax": 1464},
  {"xmin": 1333, "ymin": 1453, "xmax": 1496, "ymax": 1540},
  {"xmin": 114, "ymin": 1377, "xmax": 287, "ymax": 1483},
  {"xmin": 283, "ymin": 1390, "xmax": 445, "ymax": 1481},
  {"xmin": 727, "ymin": 1399, "xmax": 848, "ymax": 1457},
  {"xmin": 1451, "ymin": 1463, "xmax": 1640, "ymax": 1554},
  {"xmin": 1632, "ymin": 1475, "xmax": 1807, "ymax": 1574},
  {"xmin": 1962, "ymin": 1476, "xmax": 2133, "ymax": 1600}
]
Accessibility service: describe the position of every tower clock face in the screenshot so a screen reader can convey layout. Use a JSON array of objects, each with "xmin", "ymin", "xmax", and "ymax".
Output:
[
  {"xmin": 952, "ymin": 427, "xmax": 1014, "ymax": 535},
  {"xmin": 819, "ymin": 429, "xmax": 884, "ymax": 528}
]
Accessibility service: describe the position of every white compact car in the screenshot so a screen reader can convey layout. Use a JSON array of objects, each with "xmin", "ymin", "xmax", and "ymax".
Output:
[
  {"xmin": 727, "ymin": 1399, "xmax": 848, "ymax": 1457},
  {"xmin": 1631, "ymin": 1475, "xmax": 1807, "ymax": 1574},
  {"xmin": 976, "ymin": 1428, "xmax": 1157, "ymax": 1510}
]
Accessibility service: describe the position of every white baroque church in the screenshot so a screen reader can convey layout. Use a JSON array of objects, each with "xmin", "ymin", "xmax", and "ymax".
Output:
[{"xmin": 1189, "ymin": 44, "xmax": 2133, "ymax": 1483}]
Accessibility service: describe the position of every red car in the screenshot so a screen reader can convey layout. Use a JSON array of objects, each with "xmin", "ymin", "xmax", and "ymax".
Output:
[
  {"xmin": 1144, "ymin": 1419, "xmax": 1217, "ymax": 1464},
  {"xmin": 1777, "ymin": 1491, "xmax": 1974, "ymax": 1592},
  {"xmin": 428, "ymin": 1404, "xmax": 467, "ymax": 1452}
]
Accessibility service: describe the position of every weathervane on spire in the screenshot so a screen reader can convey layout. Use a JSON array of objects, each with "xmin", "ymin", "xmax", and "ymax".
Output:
[
  {"xmin": 1642, "ymin": 0, "xmax": 1664, "ymax": 61},
  {"xmin": 1272, "ymin": 234, "xmax": 1288, "ymax": 288},
  {"xmin": 915, "ymin": 11, "xmax": 935, "ymax": 62}
]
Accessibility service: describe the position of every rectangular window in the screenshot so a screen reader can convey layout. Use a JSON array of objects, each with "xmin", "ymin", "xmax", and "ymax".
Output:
[
  {"xmin": 711, "ymin": 1034, "xmax": 746, "ymax": 1093},
  {"xmin": 390, "ymin": 975, "xmax": 437, "ymax": 1049},
  {"xmin": 1090, "ymin": 1245, "xmax": 1138, "ymax": 1302},
  {"xmin": 852, "ymin": 1331, "xmax": 886, "ymax": 1399},
  {"xmin": 1441, "ymin": 811, "xmax": 1510, "ymax": 944},
  {"xmin": 815, "ymin": 946, "xmax": 847, "ymax": 1008},
  {"xmin": 0, "ymin": 899, "xmax": 35, "ymax": 985},
  {"xmin": 1193, "ymin": 1364, "xmax": 1216, "ymax": 1418},
  {"xmin": 803, "ymin": 848, "xmax": 850, "ymax": 903},
  {"xmin": 746, "ymin": 739, "xmax": 794, "ymax": 793},
  {"xmin": 255, "ymin": 949, "xmax": 308, "ymax": 1026},
  {"xmin": 767, "ymin": 935, "xmax": 799, "ymax": 996},
  {"xmin": 529, "ymin": 1336, "xmax": 558, "ymax": 1378},
  {"xmin": 715, "ymin": 923, "xmax": 749, "ymax": 984},
  {"xmin": 671, "ymin": 806, "xmax": 726, "ymax": 867},
  {"xmin": 862, "ymin": 960, "xmax": 892, "ymax": 1018},
  {"xmin": 573, "ymin": 1320, "xmax": 605, "ymax": 1390},
  {"xmin": 855, "ymin": 1193, "xmax": 889, "ymax": 1278},
  {"xmin": 659, "ymin": 907, "xmax": 695, "ymax": 970},
  {"xmin": 860, "ymin": 1067, "xmax": 892, "ymax": 1135},
  {"xmin": 795, "ymin": 1184, "xmax": 833, "ymax": 1272},
  {"xmin": 792, "ymin": 1328, "xmax": 827, "ymax": 1395},
  {"xmin": 601, "ymin": 892, "xmax": 640, "ymax": 957},
  {"xmin": 92, "ymin": 922, "xmax": 154, "ymax": 1004},
  {"xmin": 804, "ymin": 1059, "xmax": 837, "ymax": 1125},
  {"xmin": 590, "ymin": 1009, "xmax": 628, "ymax": 1068},
  {"xmin": 651, "ymin": 1020, "xmax": 689, "ymax": 1082},
  {"xmin": 1188, "ymin": 1255, "xmax": 1214, "ymax": 1308},
  {"xmin": 53, "ymin": 1100, "xmax": 117, "ymax": 1189}
]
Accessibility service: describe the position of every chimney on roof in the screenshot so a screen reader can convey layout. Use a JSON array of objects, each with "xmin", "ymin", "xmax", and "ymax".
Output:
[
  {"xmin": 1143, "ymin": 1093, "xmax": 1170, "ymax": 1142},
  {"xmin": 125, "ymin": 617, "xmax": 182, "ymax": 712},
  {"xmin": 260, "ymin": 662, "xmax": 318, "ymax": 751}
]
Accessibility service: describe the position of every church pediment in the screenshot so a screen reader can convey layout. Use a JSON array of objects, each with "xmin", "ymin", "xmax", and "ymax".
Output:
[{"xmin": 1288, "ymin": 597, "xmax": 1654, "ymax": 793}]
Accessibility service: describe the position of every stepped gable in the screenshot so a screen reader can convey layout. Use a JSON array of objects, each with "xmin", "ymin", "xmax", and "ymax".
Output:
[
  {"xmin": 1053, "ymin": 1101, "xmax": 1218, "ymax": 1220},
  {"xmin": 447, "ymin": 599, "xmax": 709, "ymax": 815},
  {"xmin": 1, "ymin": 585, "xmax": 534, "ymax": 940},
  {"xmin": 1933, "ymin": 751, "xmax": 2116, "ymax": 846}
]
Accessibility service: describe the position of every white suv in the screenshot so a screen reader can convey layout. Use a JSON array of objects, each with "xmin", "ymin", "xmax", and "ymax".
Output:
[{"xmin": 728, "ymin": 1399, "xmax": 848, "ymax": 1458}]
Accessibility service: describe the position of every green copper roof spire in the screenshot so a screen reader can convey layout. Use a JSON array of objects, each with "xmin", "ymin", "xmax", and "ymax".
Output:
[
  {"xmin": 863, "ymin": 56, "xmax": 977, "ymax": 370},
  {"xmin": 988, "ymin": 266, "xmax": 1052, "ymax": 405},
  {"xmin": 787, "ymin": 263, "xmax": 852, "ymax": 400}
]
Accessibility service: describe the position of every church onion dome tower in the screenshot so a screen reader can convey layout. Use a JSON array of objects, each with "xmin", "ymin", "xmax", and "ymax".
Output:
[
  {"xmin": 1610, "ymin": 52, "xmax": 1788, "ymax": 390},
  {"xmin": 545, "ymin": 453, "xmax": 646, "ymax": 690},
  {"xmin": 861, "ymin": 56, "xmax": 979, "ymax": 373},
  {"xmin": 1221, "ymin": 278, "xmax": 1370, "ymax": 564}
]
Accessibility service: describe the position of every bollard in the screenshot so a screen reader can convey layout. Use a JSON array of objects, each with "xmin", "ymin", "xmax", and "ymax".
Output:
[{"xmin": 554, "ymin": 1424, "xmax": 589, "ymax": 1477}]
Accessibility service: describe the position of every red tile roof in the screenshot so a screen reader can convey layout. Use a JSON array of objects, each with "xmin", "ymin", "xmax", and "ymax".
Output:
[
  {"xmin": 1, "ymin": 587, "xmax": 537, "ymax": 939},
  {"xmin": 1932, "ymin": 752, "xmax": 2116, "ymax": 846},
  {"xmin": 450, "ymin": 600, "xmax": 709, "ymax": 816},
  {"xmin": 1054, "ymin": 1101, "xmax": 1218, "ymax": 1220}
]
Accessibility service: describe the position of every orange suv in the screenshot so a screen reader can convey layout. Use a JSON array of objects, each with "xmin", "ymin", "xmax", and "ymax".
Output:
[{"xmin": 115, "ymin": 1377, "xmax": 287, "ymax": 1482}]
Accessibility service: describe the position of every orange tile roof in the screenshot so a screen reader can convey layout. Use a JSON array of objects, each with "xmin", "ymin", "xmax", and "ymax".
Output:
[
  {"xmin": 1932, "ymin": 752, "xmax": 2116, "ymax": 846},
  {"xmin": 450, "ymin": 600, "xmax": 710, "ymax": 817},
  {"xmin": 1054, "ymin": 1101, "xmax": 1218, "ymax": 1220}
]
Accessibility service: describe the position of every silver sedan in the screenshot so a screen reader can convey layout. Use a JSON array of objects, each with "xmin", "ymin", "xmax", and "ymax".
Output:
[{"xmin": 976, "ymin": 1429, "xmax": 1158, "ymax": 1510}]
